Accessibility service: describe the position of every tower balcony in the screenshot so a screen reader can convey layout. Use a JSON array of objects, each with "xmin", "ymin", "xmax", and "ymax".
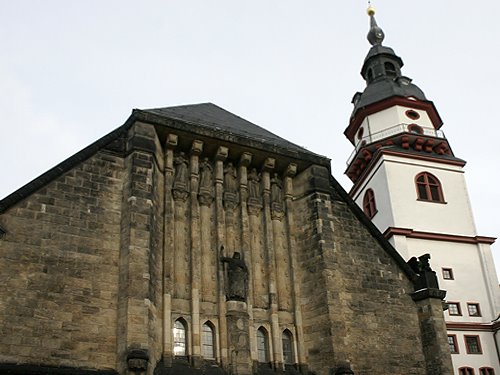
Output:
[
  {"xmin": 347, "ymin": 123, "xmax": 446, "ymax": 166},
  {"xmin": 345, "ymin": 123, "xmax": 452, "ymax": 183}
]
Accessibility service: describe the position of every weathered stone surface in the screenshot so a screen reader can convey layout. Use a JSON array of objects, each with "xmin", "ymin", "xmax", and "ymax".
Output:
[{"xmin": 0, "ymin": 115, "xmax": 452, "ymax": 375}]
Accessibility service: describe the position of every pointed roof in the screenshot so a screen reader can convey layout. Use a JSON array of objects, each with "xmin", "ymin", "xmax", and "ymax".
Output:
[
  {"xmin": 0, "ymin": 103, "xmax": 328, "ymax": 213},
  {"xmin": 350, "ymin": 7, "xmax": 429, "ymax": 118},
  {"xmin": 139, "ymin": 103, "xmax": 316, "ymax": 156}
]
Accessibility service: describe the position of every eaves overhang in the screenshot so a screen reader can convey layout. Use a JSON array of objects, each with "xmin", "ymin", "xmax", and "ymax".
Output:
[{"xmin": 345, "ymin": 96, "xmax": 443, "ymax": 145}]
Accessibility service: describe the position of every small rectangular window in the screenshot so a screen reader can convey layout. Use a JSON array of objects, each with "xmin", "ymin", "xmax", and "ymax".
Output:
[
  {"xmin": 467, "ymin": 303, "xmax": 481, "ymax": 317},
  {"xmin": 447, "ymin": 302, "xmax": 461, "ymax": 316},
  {"xmin": 447, "ymin": 335, "xmax": 459, "ymax": 354},
  {"xmin": 464, "ymin": 335, "xmax": 482, "ymax": 354},
  {"xmin": 442, "ymin": 268, "xmax": 454, "ymax": 280}
]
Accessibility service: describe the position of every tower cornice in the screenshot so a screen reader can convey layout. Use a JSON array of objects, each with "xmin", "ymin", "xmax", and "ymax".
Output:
[{"xmin": 345, "ymin": 96, "xmax": 443, "ymax": 144}]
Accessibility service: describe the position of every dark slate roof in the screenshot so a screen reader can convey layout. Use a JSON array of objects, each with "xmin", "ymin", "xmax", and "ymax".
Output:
[
  {"xmin": 0, "ymin": 103, "xmax": 326, "ymax": 214},
  {"xmin": 352, "ymin": 78, "xmax": 427, "ymax": 116},
  {"xmin": 141, "ymin": 103, "xmax": 318, "ymax": 157}
]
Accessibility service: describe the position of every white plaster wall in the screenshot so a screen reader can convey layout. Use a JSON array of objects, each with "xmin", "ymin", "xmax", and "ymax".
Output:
[
  {"xmin": 406, "ymin": 238, "xmax": 499, "ymax": 321},
  {"xmin": 358, "ymin": 105, "xmax": 433, "ymax": 142},
  {"xmin": 352, "ymin": 160, "xmax": 395, "ymax": 233},
  {"xmin": 383, "ymin": 155, "xmax": 478, "ymax": 236},
  {"xmin": 449, "ymin": 331, "xmax": 500, "ymax": 373}
]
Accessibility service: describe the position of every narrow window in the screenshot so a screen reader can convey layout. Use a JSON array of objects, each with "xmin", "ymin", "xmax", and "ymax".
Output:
[
  {"xmin": 464, "ymin": 335, "xmax": 482, "ymax": 354},
  {"xmin": 257, "ymin": 327, "xmax": 269, "ymax": 363},
  {"xmin": 173, "ymin": 319, "xmax": 187, "ymax": 356},
  {"xmin": 367, "ymin": 68, "xmax": 374, "ymax": 82},
  {"xmin": 480, "ymin": 367, "xmax": 495, "ymax": 375},
  {"xmin": 415, "ymin": 172, "xmax": 445, "ymax": 202},
  {"xmin": 363, "ymin": 189, "xmax": 377, "ymax": 218},
  {"xmin": 459, "ymin": 368, "xmax": 475, "ymax": 375},
  {"xmin": 467, "ymin": 303, "xmax": 481, "ymax": 317},
  {"xmin": 202, "ymin": 322, "xmax": 215, "ymax": 359},
  {"xmin": 447, "ymin": 302, "xmax": 461, "ymax": 316},
  {"xmin": 447, "ymin": 335, "xmax": 459, "ymax": 354},
  {"xmin": 442, "ymin": 268, "xmax": 454, "ymax": 280},
  {"xmin": 384, "ymin": 61, "xmax": 396, "ymax": 76},
  {"xmin": 282, "ymin": 330, "xmax": 294, "ymax": 365}
]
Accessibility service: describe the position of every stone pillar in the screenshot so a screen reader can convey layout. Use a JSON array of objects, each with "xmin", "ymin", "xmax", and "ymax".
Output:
[
  {"xmin": 261, "ymin": 158, "xmax": 281, "ymax": 369},
  {"xmin": 162, "ymin": 134, "xmax": 178, "ymax": 367},
  {"xmin": 214, "ymin": 147, "xmax": 229, "ymax": 368},
  {"xmin": 190, "ymin": 140, "xmax": 203, "ymax": 367},
  {"xmin": 283, "ymin": 163, "xmax": 308, "ymax": 372},
  {"xmin": 117, "ymin": 122, "xmax": 163, "ymax": 374},
  {"xmin": 226, "ymin": 301, "xmax": 252, "ymax": 375},
  {"xmin": 411, "ymin": 285, "xmax": 453, "ymax": 374}
]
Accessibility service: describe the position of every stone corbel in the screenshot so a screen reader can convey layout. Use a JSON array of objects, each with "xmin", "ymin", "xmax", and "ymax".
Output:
[{"xmin": 127, "ymin": 348, "xmax": 149, "ymax": 373}]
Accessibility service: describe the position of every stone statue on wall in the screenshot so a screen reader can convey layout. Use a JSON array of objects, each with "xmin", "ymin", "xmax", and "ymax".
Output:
[
  {"xmin": 199, "ymin": 158, "xmax": 213, "ymax": 190},
  {"xmin": 248, "ymin": 168, "xmax": 260, "ymax": 199},
  {"xmin": 220, "ymin": 249, "xmax": 248, "ymax": 301},
  {"xmin": 198, "ymin": 157, "xmax": 214, "ymax": 206},
  {"xmin": 173, "ymin": 152, "xmax": 188, "ymax": 187},
  {"xmin": 224, "ymin": 162, "xmax": 238, "ymax": 193},
  {"xmin": 271, "ymin": 173, "xmax": 283, "ymax": 204},
  {"xmin": 173, "ymin": 152, "xmax": 189, "ymax": 201}
]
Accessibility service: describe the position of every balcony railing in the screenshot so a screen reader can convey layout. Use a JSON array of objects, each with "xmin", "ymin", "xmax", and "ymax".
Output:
[{"xmin": 347, "ymin": 123, "xmax": 446, "ymax": 166}]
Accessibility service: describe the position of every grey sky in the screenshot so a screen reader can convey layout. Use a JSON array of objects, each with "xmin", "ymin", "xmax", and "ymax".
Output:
[{"xmin": 1, "ymin": 1, "xmax": 499, "ymax": 274}]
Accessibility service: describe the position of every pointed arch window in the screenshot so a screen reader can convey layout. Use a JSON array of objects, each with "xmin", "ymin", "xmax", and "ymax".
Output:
[
  {"xmin": 415, "ymin": 172, "xmax": 445, "ymax": 203},
  {"xmin": 363, "ymin": 189, "xmax": 377, "ymax": 218},
  {"xmin": 257, "ymin": 327, "xmax": 269, "ymax": 363},
  {"xmin": 173, "ymin": 319, "xmax": 187, "ymax": 356},
  {"xmin": 202, "ymin": 322, "xmax": 215, "ymax": 359},
  {"xmin": 282, "ymin": 330, "xmax": 294, "ymax": 365}
]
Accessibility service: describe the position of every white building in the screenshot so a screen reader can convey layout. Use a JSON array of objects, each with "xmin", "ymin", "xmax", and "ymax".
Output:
[{"xmin": 345, "ymin": 8, "xmax": 500, "ymax": 375}]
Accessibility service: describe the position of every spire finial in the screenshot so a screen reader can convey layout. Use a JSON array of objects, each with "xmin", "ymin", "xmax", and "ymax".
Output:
[{"xmin": 366, "ymin": 4, "xmax": 385, "ymax": 46}]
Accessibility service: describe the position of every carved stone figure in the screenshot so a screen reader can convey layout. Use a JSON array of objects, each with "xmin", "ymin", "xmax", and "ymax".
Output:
[
  {"xmin": 220, "ymin": 250, "xmax": 248, "ymax": 301},
  {"xmin": 199, "ymin": 158, "xmax": 213, "ymax": 190},
  {"xmin": 248, "ymin": 168, "xmax": 260, "ymax": 199},
  {"xmin": 173, "ymin": 152, "xmax": 188, "ymax": 187},
  {"xmin": 271, "ymin": 173, "xmax": 283, "ymax": 204},
  {"xmin": 224, "ymin": 162, "xmax": 238, "ymax": 193}
]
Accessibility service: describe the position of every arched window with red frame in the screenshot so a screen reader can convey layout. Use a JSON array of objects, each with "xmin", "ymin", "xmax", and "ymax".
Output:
[
  {"xmin": 415, "ymin": 172, "xmax": 445, "ymax": 202},
  {"xmin": 363, "ymin": 188, "xmax": 377, "ymax": 218}
]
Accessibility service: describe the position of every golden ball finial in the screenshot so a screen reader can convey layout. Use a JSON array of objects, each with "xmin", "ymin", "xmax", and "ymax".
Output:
[{"xmin": 367, "ymin": 5, "xmax": 376, "ymax": 16}]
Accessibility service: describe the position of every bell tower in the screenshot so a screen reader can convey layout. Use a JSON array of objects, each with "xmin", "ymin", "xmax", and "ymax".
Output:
[{"xmin": 345, "ymin": 6, "xmax": 500, "ymax": 373}]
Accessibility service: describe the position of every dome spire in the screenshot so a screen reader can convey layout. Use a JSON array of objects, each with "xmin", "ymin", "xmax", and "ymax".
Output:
[{"xmin": 366, "ymin": 4, "xmax": 385, "ymax": 46}]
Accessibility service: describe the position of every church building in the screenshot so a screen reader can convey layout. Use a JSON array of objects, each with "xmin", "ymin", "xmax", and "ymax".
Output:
[
  {"xmin": 1, "ymin": 6, "xmax": 493, "ymax": 375},
  {"xmin": 345, "ymin": 7, "xmax": 500, "ymax": 375}
]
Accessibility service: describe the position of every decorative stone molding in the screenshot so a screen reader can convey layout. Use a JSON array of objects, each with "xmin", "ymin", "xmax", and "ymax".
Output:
[
  {"xmin": 166, "ymin": 133, "xmax": 178, "ymax": 148},
  {"xmin": 247, "ymin": 202, "xmax": 262, "ymax": 216},
  {"xmin": 191, "ymin": 140, "xmax": 204, "ymax": 156},
  {"xmin": 271, "ymin": 173, "xmax": 284, "ymax": 220}
]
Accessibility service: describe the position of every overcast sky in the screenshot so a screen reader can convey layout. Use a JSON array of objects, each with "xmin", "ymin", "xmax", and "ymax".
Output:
[{"xmin": 1, "ymin": 1, "xmax": 499, "ymax": 275}]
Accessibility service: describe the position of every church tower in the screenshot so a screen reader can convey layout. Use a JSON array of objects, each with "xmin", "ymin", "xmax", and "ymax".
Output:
[{"xmin": 345, "ymin": 7, "xmax": 500, "ymax": 374}]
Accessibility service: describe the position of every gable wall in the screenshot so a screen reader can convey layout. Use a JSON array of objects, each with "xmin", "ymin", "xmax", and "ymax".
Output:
[{"xmin": 0, "ymin": 150, "xmax": 125, "ymax": 371}]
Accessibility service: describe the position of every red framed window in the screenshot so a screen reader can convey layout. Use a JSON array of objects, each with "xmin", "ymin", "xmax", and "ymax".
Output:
[
  {"xmin": 447, "ymin": 335, "xmax": 459, "ymax": 354},
  {"xmin": 363, "ymin": 189, "xmax": 377, "ymax": 218},
  {"xmin": 459, "ymin": 368, "xmax": 475, "ymax": 375},
  {"xmin": 447, "ymin": 302, "xmax": 462, "ymax": 316},
  {"xmin": 464, "ymin": 335, "xmax": 482, "ymax": 354},
  {"xmin": 415, "ymin": 172, "xmax": 445, "ymax": 202},
  {"xmin": 480, "ymin": 367, "xmax": 495, "ymax": 375},
  {"xmin": 442, "ymin": 268, "xmax": 454, "ymax": 280},
  {"xmin": 467, "ymin": 303, "xmax": 481, "ymax": 317}
]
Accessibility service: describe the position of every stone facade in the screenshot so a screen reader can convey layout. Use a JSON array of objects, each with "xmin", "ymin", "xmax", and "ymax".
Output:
[{"xmin": 0, "ymin": 104, "xmax": 453, "ymax": 375}]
